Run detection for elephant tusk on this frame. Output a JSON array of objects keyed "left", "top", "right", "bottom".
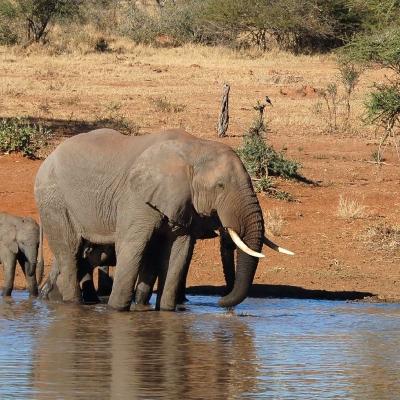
[
  {"left": 227, "top": 228, "right": 265, "bottom": 258},
  {"left": 263, "top": 236, "right": 294, "bottom": 256}
]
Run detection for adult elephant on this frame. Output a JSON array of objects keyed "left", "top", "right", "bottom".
[{"left": 35, "top": 128, "right": 288, "bottom": 311}]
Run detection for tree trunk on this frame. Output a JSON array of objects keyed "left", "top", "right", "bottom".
[{"left": 217, "top": 83, "right": 230, "bottom": 137}]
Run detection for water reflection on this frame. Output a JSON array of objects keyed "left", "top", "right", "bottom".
[
  {"left": 1, "top": 294, "right": 400, "bottom": 399},
  {"left": 32, "top": 304, "right": 260, "bottom": 399}
]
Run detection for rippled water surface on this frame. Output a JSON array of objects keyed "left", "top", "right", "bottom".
[{"left": 1, "top": 292, "right": 400, "bottom": 399}]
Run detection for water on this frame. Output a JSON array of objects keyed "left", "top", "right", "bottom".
[{"left": 1, "top": 292, "right": 400, "bottom": 399}]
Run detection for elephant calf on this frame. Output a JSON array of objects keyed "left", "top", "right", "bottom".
[
  {"left": 40, "top": 241, "right": 115, "bottom": 303},
  {"left": 0, "top": 212, "right": 44, "bottom": 296}
]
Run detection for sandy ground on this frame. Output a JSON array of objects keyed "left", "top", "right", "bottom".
[{"left": 1, "top": 44, "right": 399, "bottom": 301}]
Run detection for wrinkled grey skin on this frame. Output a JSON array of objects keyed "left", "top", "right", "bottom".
[
  {"left": 40, "top": 241, "right": 115, "bottom": 303},
  {"left": 42, "top": 230, "right": 230, "bottom": 308},
  {"left": 135, "top": 228, "right": 235, "bottom": 307},
  {"left": 35, "top": 128, "right": 264, "bottom": 311},
  {"left": 0, "top": 212, "right": 43, "bottom": 296}
]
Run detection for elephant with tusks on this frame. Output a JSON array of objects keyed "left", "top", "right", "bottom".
[{"left": 35, "top": 128, "right": 293, "bottom": 311}]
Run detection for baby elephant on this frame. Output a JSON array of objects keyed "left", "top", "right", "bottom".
[
  {"left": 0, "top": 212, "right": 44, "bottom": 296},
  {"left": 40, "top": 241, "right": 115, "bottom": 303}
]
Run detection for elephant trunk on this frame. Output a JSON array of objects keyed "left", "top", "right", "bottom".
[
  {"left": 218, "top": 189, "right": 264, "bottom": 308},
  {"left": 36, "top": 223, "right": 44, "bottom": 284}
]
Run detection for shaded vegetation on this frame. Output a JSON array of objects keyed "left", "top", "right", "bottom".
[
  {"left": 0, "top": 117, "right": 52, "bottom": 158},
  {"left": 1, "top": 0, "right": 399, "bottom": 54},
  {"left": 236, "top": 110, "right": 302, "bottom": 200},
  {"left": 342, "top": 3, "right": 400, "bottom": 160}
]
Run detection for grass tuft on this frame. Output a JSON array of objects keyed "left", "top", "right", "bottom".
[{"left": 337, "top": 195, "right": 366, "bottom": 219}]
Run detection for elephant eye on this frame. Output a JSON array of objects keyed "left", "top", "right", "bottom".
[{"left": 217, "top": 182, "right": 225, "bottom": 190}]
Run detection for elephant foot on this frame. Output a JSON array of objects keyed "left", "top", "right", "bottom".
[
  {"left": 131, "top": 303, "right": 153, "bottom": 312},
  {"left": 39, "top": 279, "right": 57, "bottom": 300},
  {"left": 107, "top": 298, "right": 131, "bottom": 311},
  {"left": 2, "top": 288, "right": 12, "bottom": 297},
  {"left": 159, "top": 304, "right": 176, "bottom": 312},
  {"left": 107, "top": 304, "right": 131, "bottom": 312}
]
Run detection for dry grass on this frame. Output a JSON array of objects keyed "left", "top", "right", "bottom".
[
  {"left": 150, "top": 96, "right": 186, "bottom": 113},
  {"left": 363, "top": 223, "right": 400, "bottom": 255},
  {"left": 264, "top": 208, "right": 285, "bottom": 236},
  {"left": 0, "top": 41, "right": 379, "bottom": 140},
  {"left": 337, "top": 195, "right": 366, "bottom": 219}
]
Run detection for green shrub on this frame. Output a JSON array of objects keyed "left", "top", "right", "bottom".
[
  {"left": 237, "top": 134, "right": 300, "bottom": 180},
  {"left": 0, "top": 118, "right": 52, "bottom": 158},
  {"left": 0, "top": 0, "right": 19, "bottom": 44},
  {"left": 343, "top": 26, "right": 400, "bottom": 160},
  {"left": 0, "top": 0, "right": 83, "bottom": 45}
]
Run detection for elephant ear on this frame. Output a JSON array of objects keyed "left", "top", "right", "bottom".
[
  {"left": 0, "top": 226, "right": 18, "bottom": 254},
  {"left": 129, "top": 141, "right": 193, "bottom": 227}
]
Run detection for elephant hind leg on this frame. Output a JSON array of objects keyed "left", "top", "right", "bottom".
[
  {"left": 159, "top": 235, "right": 195, "bottom": 311},
  {"left": 1, "top": 251, "right": 17, "bottom": 297},
  {"left": 39, "top": 203, "right": 81, "bottom": 303},
  {"left": 135, "top": 237, "right": 164, "bottom": 306}
]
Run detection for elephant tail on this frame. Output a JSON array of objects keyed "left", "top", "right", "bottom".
[{"left": 37, "top": 222, "right": 45, "bottom": 285}]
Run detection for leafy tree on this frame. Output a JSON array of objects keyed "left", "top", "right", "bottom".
[
  {"left": 0, "top": 0, "right": 83, "bottom": 44},
  {"left": 343, "top": 20, "right": 400, "bottom": 160},
  {"left": 201, "top": 0, "right": 366, "bottom": 52}
]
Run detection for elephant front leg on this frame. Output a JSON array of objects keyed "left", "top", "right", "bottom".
[
  {"left": 135, "top": 238, "right": 165, "bottom": 306},
  {"left": 17, "top": 254, "right": 38, "bottom": 297},
  {"left": 109, "top": 239, "right": 149, "bottom": 311},
  {"left": 1, "top": 252, "right": 17, "bottom": 297},
  {"left": 176, "top": 238, "right": 196, "bottom": 305},
  {"left": 40, "top": 259, "right": 61, "bottom": 300},
  {"left": 135, "top": 267, "right": 158, "bottom": 306},
  {"left": 159, "top": 235, "right": 195, "bottom": 311}
]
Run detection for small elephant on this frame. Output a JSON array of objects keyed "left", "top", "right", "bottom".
[
  {"left": 0, "top": 212, "right": 44, "bottom": 296},
  {"left": 40, "top": 240, "right": 115, "bottom": 303}
]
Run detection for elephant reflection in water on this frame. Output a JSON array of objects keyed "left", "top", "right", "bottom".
[
  {"left": 33, "top": 305, "right": 113, "bottom": 399},
  {"left": 33, "top": 308, "right": 261, "bottom": 399}
]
